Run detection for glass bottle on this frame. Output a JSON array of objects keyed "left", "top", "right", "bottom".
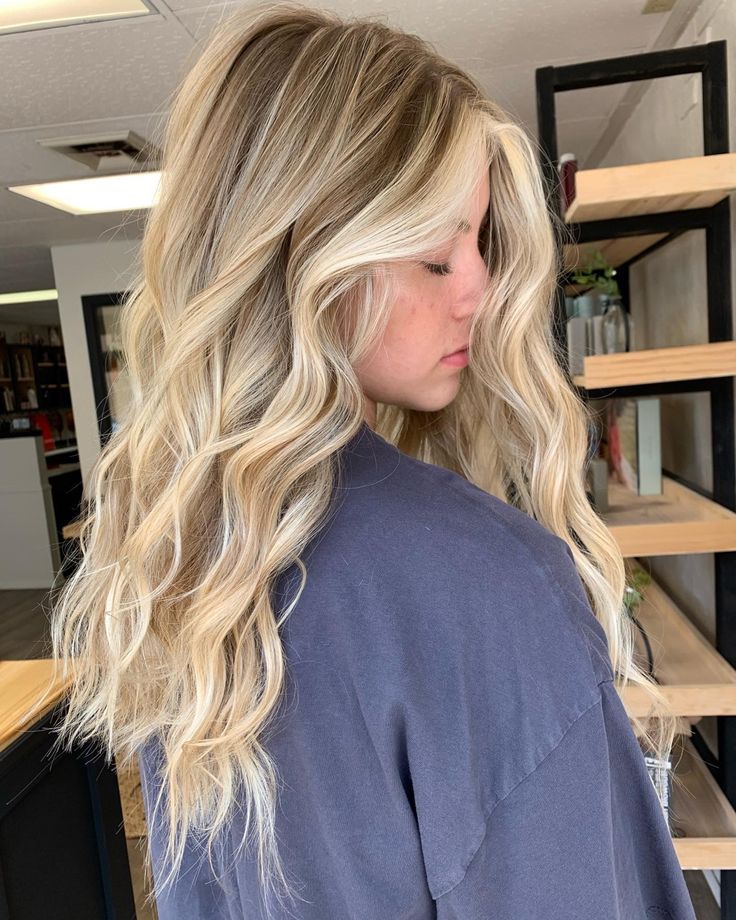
[{"left": 602, "top": 295, "right": 631, "bottom": 353}]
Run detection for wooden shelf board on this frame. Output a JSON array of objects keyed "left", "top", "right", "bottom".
[
  {"left": 564, "top": 153, "right": 736, "bottom": 223},
  {"left": 620, "top": 563, "right": 736, "bottom": 718},
  {"left": 563, "top": 233, "right": 669, "bottom": 274},
  {"left": 602, "top": 474, "right": 736, "bottom": 557},
  {"left": 671, "top": 737, "right": 736, "bottom": 869},
  {"left": 572, "top": 341, "right": 736, "bottom": 389}
]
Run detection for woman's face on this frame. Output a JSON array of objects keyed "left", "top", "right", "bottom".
[{"left": 355, "top": 168, "right": 491, "bottom": 429}]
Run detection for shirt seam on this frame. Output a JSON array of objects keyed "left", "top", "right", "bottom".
[{"left": 433, "top": 686, "right": 607, "bottom": 902}]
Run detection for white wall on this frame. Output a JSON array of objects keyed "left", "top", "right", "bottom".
[
  {"left": 0, "top": 435, "right": 62, "bottom": 589},
  {"left": 50, "top": 238, "right": 141, "bottom": 485},
  {"left": 585, "top": 0, "right": 736, "bottom": 763}
]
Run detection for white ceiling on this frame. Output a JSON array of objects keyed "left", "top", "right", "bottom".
[{"left": 0, "top": 0, "right": 700, "bottom": 296}]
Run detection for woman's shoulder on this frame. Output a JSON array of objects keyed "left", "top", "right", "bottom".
[
  {"left": 338, "top": 426, "right": 569, "bottom": 589},
  {"left": 313, "top": 425, "right": 612, "bottom": 697},
  {"left": 336, "top": 422, "right": 559, "bottom": 563}
]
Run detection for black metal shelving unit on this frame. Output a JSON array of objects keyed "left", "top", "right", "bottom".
[{"left": 536, "top": 41, "right": 735, "bottom": 918}]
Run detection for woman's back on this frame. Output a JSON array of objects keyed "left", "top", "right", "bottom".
[{"left": 138, "top": 423, "right": 695, "bottom": 919}]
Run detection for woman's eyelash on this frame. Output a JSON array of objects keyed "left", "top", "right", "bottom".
[
  {"left": 422, "top": 261, "right": 453, "bottom": 276},
  {"left": 422, "top": 217, "right": 491, "bottom": 277}
]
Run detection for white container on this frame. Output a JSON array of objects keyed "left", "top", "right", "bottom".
[{"left": 566, "top": 315, "right": 588, "bottom": 376}]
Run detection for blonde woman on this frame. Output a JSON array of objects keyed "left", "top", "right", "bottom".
[{"left": 49, "top": 4, "right": 696, "bottom": 919}]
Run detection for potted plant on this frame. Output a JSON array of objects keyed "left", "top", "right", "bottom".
[
  {"left": 624, "top": 564, "right": 651, "bottom": 616},
  {"left": 621, "top": 564, "right": 656, "bottom": 679},
  {"left": 573, "top": 250, "right": 632, "bottom": 351},
  {"left": 572, "top": 249, "right": 620, "bottom": 298}
]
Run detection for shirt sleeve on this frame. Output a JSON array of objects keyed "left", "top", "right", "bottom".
[{"left": 433, "top": 678, "right": 697, "bottom": 920}]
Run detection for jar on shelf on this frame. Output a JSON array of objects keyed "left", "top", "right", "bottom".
[
  {"left": 602, "top": 295, "right": 633, "bottom": 353},
  {"left": 558, "top": 152, "right": 577, "bottom": 215}
]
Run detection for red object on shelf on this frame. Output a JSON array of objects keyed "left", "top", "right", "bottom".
[
  {"left": 558, "top": 152, "right": 578, "bottom": 214},
  {"left": 29, "top": 412, "right": 56, "bottom": 451}
]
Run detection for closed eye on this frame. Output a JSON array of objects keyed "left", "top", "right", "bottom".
[
  {"left": 423, "top": 261, "right": 452, "bottom": 276},
  {"left": 421, "top": 212, "right": 491, "bottom": 277}
]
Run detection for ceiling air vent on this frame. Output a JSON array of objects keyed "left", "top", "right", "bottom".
[{"left": 37, "top": 130, "right": 160, "bottom": 173}]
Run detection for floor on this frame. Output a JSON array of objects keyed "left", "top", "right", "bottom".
[
  {"left": 0, "top": 586, "right": 721, "bottom": 919},
  {"left": 127, "top": 835, "right": 158, "bottom": 920}
]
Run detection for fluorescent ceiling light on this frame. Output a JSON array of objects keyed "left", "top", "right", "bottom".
[
  {"left": 0, "top": 290, "right": 58, "bottom": 305},
  {"left": 8, "top": 171, "right": 161, "bottom": 215},
  {"left": 0, "top": 0, "right": 151, "bottom": 35}
]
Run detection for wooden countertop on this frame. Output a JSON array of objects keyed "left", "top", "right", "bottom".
[{"left": 0, "top": 659, "right": 74, "bottom": 755}]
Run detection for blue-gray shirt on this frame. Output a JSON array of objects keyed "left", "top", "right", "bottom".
[{"left": 138, "top": 421, "right": 697, "bottom": 919}]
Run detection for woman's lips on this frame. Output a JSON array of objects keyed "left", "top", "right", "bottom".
[{"left": 440, "top": 348, "right": 469, "bottom": 367}]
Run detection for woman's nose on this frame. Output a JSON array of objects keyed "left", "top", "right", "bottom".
[{"left": 456, "top": 252, "right": 488, "bottom": 317}]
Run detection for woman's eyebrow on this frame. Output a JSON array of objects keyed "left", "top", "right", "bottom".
[
  {"left": 431, "top": 212, "right": 489, "bottom": 252},
  {"left": 456, "top": 211, "right": 490, "bottom": 234}
]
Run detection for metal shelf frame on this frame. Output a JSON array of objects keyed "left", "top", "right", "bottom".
[{"left": 536, "top": 40, "right": 736, "bottom": 918}]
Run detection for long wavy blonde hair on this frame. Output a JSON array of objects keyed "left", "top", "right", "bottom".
[{"left": 47, "top": 2, "right": 681, "bottom": 914}]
